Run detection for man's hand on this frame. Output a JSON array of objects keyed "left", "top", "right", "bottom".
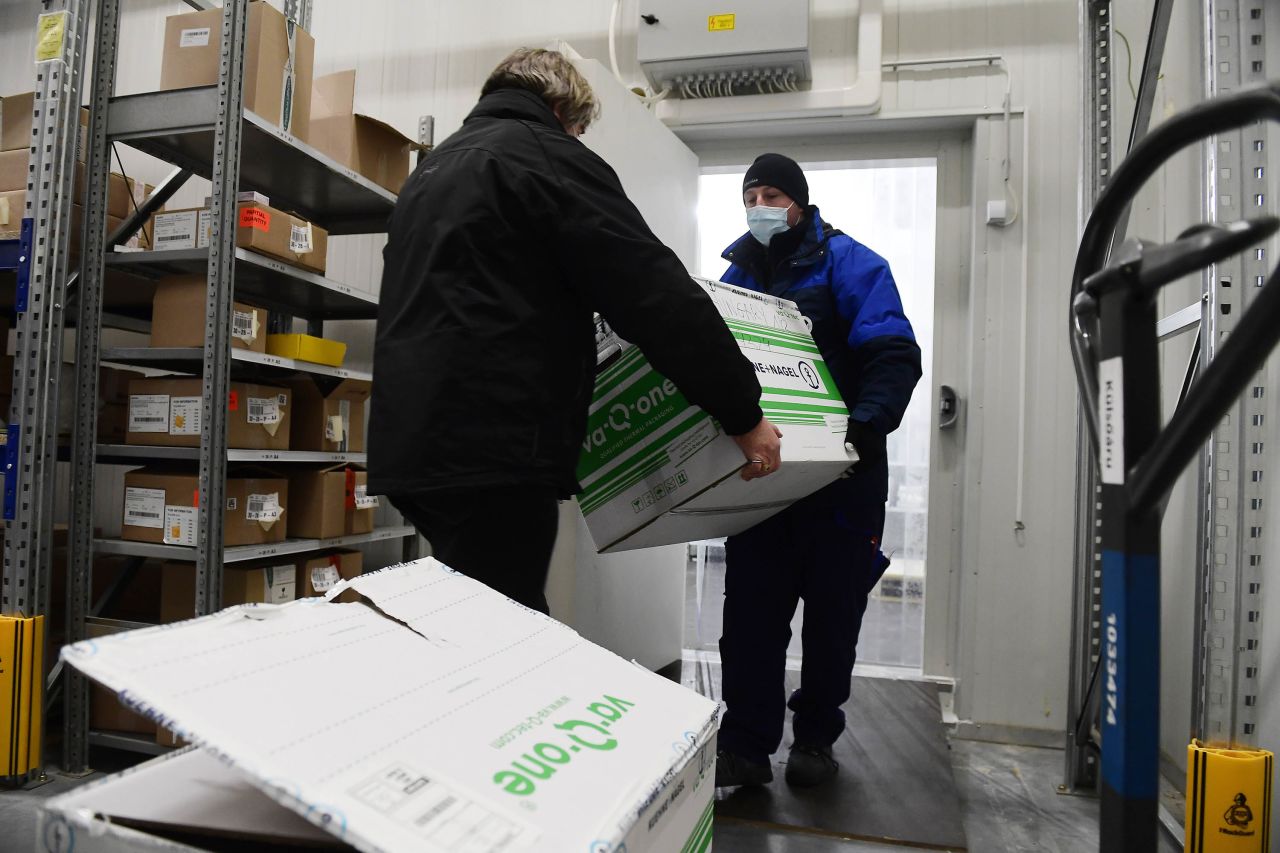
[
  {"left": 844, "top": 419, "right": 886, "bottom": 461},
  {"left": 731, "top": 417, "right": 783, "bottom": 481}
]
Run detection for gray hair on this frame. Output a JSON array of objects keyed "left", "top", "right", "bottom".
[{"left": 482, "top": 48, "right": 601, "bottom": 132}]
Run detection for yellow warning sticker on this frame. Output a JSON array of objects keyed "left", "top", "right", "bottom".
[
  {"left": 709, "top": 13, "right": 736, "bottom": 31},
  {"left": 35, "top": 11, "right": 68, "bottom": 63}
]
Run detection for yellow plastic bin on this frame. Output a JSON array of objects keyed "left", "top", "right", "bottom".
[
  {"left": 266, "top": 333, "right": 347, "bottom": 367},
  {"left": 1186, "top": 739, "right": 1273, "bottom": 852}
]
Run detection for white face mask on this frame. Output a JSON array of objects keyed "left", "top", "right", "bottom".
[{"left": 746, "top": 203, "right": 794, "bottom": 245}]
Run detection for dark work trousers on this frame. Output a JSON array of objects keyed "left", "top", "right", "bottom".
[
  {"left": 389, "top": 486, "right": 560, "bottom": 614},
  {"left": 718, "top": 457, "right": 891, "bottom": 763}
]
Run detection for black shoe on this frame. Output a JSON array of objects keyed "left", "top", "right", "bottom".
[
  {"left": 785, "top": 742, "right": 838, "bottom": 787},
  {"left": 714, "top": 749, "right": 773, "bottom": 787}
]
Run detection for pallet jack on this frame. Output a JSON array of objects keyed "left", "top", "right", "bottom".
[{"left": 1070, "top": 83, "right": 1280, "bottom": 852}]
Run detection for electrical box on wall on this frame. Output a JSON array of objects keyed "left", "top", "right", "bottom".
[{"left": 637, "top": 0, "right": 811, "bottom": 97}]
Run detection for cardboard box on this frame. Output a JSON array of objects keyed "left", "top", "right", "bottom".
[
  {"left": 578, "top": 277, "right": 856, "bottom": 553},
  {"left": 97, "top": 402, "right": 129, "bottom": 444},
  {"left": 126, "top": 378, "right": 291, "bottom": 450},
  {"left": 87, "top": 619, "right": 156, "bottom": 737},
  {"left": 148, "top": 275, "right": 267, "bottom": 353},
  {"left": 266, "top": 333, "right": 345, "bottom": 367},
  {"left": 150, "top": 202, "right": 328, "bottom": 273},
  {"left": 298, "top": 549, "right": 362, "bottom": 603},
  {"left": 0, "top": 151, "right": 134, "bottom": 218},
  {"left": 160, "top": 559, "right": 299, "bottom": 623},
  {"left": 309, "top": 70, "right": 419, "bottom": 194},
  {"left": 1, "top": 92, "right": 88, "bottom": 153},
  {"left": 288, "top": 466, "right": 376, "bottom": 540},
  {"left": 99, "top": 366, "right": 146, "bottom": 405},
  {"left": 287, "top": 377, "right": 369, "bottom": 453},
  {"left": 121, "top": 468, "right": 288, "bottom": 547},
  {"left": 0, "top": 193, "right": 133, "bottom": 249},
  {"left": 51, "top": 558, "right": 719, "bottom": 853},
  {"left": 159, "top": 1, "right": 313, "bottom": 139}
]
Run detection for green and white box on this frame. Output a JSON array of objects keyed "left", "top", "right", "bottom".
[
  {"left": 578, "top": 277, "right": 855, "bottom": 553},
  {"left": 49, "top": 558, "right": 717, "bottom": 853}
]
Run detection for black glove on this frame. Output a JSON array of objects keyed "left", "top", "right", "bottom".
[{"left": 844, "top": 419, "right": 886, "bottom": 461}]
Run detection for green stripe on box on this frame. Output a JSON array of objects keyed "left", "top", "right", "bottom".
[
  {"left": 596, "top": 346, "right": 645, "bottom": 386},
  {"left": 579, "top": 403, "right": 705, "bottom": 495},
  {"left": 594, "top": 349, "right": 649, "bottom": 399},
  {"left": 761, "top": 386, "right": 842, "bottom": 401},
  {"left": 580, "top": 454, "right": 670, "bottom": 514},
  {"left": 681, "top": 801, "right": 715, "bottom": 853},
  {"left": 580, "top": 449, "right": 669, "bottom": 512},
  {"left": 762, "top": 400, "right": 848, "bottom": 416},
  {"left": 578, "top": 372, "right": 695, "bottom": 481}
]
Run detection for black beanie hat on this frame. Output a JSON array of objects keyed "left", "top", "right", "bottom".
[{"left": 742, "top": 153, "right": 808, "bottom": 208}]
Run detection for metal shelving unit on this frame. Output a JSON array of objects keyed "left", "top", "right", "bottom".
[
  {"left": 94, "top": 526, "right": 416, "bottom": 563},
  {"left": 1, "top": 0, "right": 424, "bottom": 775}
]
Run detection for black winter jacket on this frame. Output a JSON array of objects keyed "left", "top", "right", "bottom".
[{"left": 368, "top": 89, "right": 763, "bottom": 497}]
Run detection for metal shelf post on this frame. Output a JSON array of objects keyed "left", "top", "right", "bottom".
[{"left": 1, "top": 0, "right": 92, "bottom": 783}]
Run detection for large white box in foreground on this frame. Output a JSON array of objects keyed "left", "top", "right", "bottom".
[
  {"left": 578, "top": 277, "right": 854, "bottom": 553},
  {"left": 45, "top": 559, "right": 717, "bottom": 853}
]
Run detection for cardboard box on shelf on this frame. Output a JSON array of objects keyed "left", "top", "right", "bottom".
[
  {"left": 160, "top": 559, "right": 298, "bottom": 623},
  {"left": 149, "top": 202, "right": 328, "bottom": 273},
  {"left": 298, "top": 549, "right": 362, "bottom": 603},
  {"left": 309, "top": 70, "right": 420, "bottom": 194},
  {"left": 0, "top": 151, "right": 135, "bottom": 218},
  {"left": 121, "top": 468, "right": 288, "bottom": 547},
  {"left": 97, "top": 402, "right": 129, "bottom": 444},
  {"left": 148, "top": 275, "right": 267, "bottom": 353},
  {"left": 265, "top": 333, "right": 345, "bottom": 367},
  {"left": 126, "top": 377, "right": 291, "bottom": 450},
  {"left": 288, "top": 466, "right": 376, "bottom": 540},
  {"left": 159, "top": 1, "right": 314, "bottom": 139},
  {"left": 287, "top": 377, "right": 369, "bottom": 453},
  {"left": 577, "top": 277, "right": 856, "bottom": 553},
  {"left": 50, "top": 558, "right": 719, "bottom": 853},
  {"left": 87, "top": 619, "right": 156, "bottom": 738},
  {"left": 0, "top": 194, "right": 135, "bottom": 250},
  {"left": 0, "top": 92, "right": 88, "bottom": 153},
  {"left": 99, "top": 366, "right": 146, "bottom": 405}
]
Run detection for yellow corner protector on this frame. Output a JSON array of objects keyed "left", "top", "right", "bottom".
[
  {"left": 1186, "top": 739, "right": 1274, "bottom": 852},
  {"left": 0, "top": 615, "right": 45, "bottom": 776}
]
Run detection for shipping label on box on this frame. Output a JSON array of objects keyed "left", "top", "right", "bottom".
[
  {"left": 151, "top": 209, "right": 211, "bottom": 251},
  {"left": 56, "top": 558, "right": 719, "bottom": 853},
  {"left": 577, "top": 277, "right": 854, "bottom": 553},
  {"left": 123, "top": 487, "right": 165, "bottom": 529},
  {"left": 263, "top": 564, "right": 295, "bottom": 604},
  {"left": 127, "top": 395, "right": 169, "bottom": 433}
]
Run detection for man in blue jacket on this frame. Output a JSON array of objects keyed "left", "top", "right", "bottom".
[{"left": 715, "top": 154, "right": 922, "bottom": 789}]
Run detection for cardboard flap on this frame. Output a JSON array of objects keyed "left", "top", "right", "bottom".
[
  {"left": 353, "top": 112, "right": 425, "bottom": 150},
  {"left": 311, "top": 69, "right": 356, "bottom": 120},
  {"left": 331, "top": 378, "right": 372, "bottom": 401}
]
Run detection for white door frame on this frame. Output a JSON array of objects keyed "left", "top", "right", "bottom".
[{"left": 688, "top": 130, "right": 975, "bottom": 681}]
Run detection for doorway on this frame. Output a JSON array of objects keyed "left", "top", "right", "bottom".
[{"left": 685, "top": 158, "right": 938, "bottom": 671}]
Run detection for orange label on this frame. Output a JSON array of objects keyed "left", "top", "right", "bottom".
[
  {"left": 228, "top": 390, "right": 238, "bottom": 411},
  {"left": 329, "top": 555, "right": 341, "bottom": 569},
  {"left": 239, "top": 206, "right": 270, "bottom": 232},
  {"left": 193, "top": 489, "right": 199, "bottom": 508}
]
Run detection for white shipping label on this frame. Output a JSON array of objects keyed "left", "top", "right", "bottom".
[
  {"left": 1099, "top": 357, "right": 1125, "bottom": 485},
  {"left": 264, "top": 565, "right": 296, "bottom": 604},
  {"left": 289, "top": 222, "right": 313, "bottom": 253},
  {"left": 232, "top": 309, "right": 258, "bottom": 344},
  {"left": 196, "top": 209, "right": 212, "bottom": 248},
  {"left": 747, "top": 349, "right": 829, "bottom": 395},
  {"left": 246, "top": 493, "right": 282, "bottom": 522},
  {"left": 246, "top": 396, "right": 281, "bottom": 425},
  {"left": 325, "top": 414, "right": 345, "bottom": 442},
  {"left": 354, "top": 484, "right": 379, "bottom": 510},
  {"left": 163, "top": 506, "right": 198, "bottom": 546},
  {"left": 152, "top": 211, "right": 198, "bottom": 250},
  {"left": 129, "top": 394, "right": 170, "bottom": 433},
  {"left": 311, "top": 564, "right": 340, "bottom": 593},
  {"left": 169, "top": 396, "right": 202, "bottom": 436},
  {"left": 179, "top": 27, "right": 210, "bottom": 47},
  {"left": 123, "top": 487, "right": 166, "bottom": 529}
]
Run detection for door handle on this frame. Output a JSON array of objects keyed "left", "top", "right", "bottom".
[{"left": 938, "top": 385, "right": 959, "bottom": 430}]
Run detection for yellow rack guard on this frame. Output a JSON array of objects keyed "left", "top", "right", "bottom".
[
  {"left": 1187, "top": 740, "right": 1273, "bottom": 852},
  {"left": 0, "top": 615, "right": 44, "bottom": 777}
]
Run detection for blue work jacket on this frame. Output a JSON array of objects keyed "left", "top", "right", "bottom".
[{"left": 720, "top": 208, "right": 922, "bottom": 434}]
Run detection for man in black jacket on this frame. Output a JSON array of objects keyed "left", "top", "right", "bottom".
[{"left": 369, "top": 48, "right": 781, "bottom": 614}]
